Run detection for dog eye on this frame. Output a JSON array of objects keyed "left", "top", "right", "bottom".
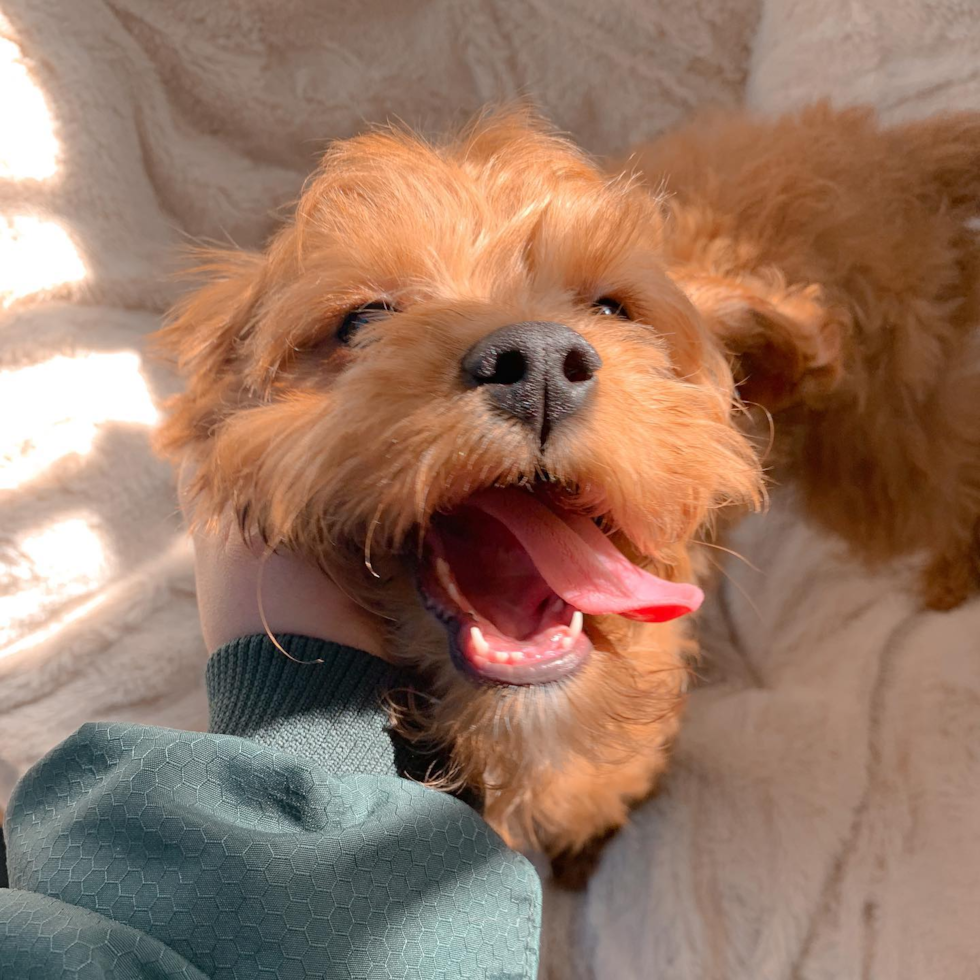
[
  {"left": 337, "top": 301, "right": 395, "bottom": 344},
  {"left": 592, "top": 297, "right": 630, "bottom": 319}
]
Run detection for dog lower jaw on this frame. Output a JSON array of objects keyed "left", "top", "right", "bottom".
[{"left": 456, "top": 612, "right": 591, "bottom": 686}]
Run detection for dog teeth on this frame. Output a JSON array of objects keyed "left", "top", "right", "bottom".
[
  {"left": 560, "top": 636, "right": 574, "bottom": 651},
  {"left": 436, "top": 557, "right": 470, "bottom": 610},
  {"left": 510, "top": 650, "right": 524, "bottom": 662},
  {"left": 470, "top": 626, "right": 491, "bottom": 657},
  {"left": 569, "top": 610, "right": 584, "bottom": 641}
]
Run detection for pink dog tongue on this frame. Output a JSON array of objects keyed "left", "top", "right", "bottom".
[{"left": 469, "top": 489, "right": 703, "bottom": 623}]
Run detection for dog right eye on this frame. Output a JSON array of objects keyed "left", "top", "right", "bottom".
[
  {"left": 592, "top": 297, "right": 631, "bottom": 319},
  {"left": 337, "top": 301, "right": 395, "bottom": 344}
]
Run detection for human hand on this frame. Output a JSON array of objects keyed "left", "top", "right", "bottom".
[{"left": 179, "top": 463, "right": 388, "bottom": 659}]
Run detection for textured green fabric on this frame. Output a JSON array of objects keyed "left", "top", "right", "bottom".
[
  {"left": 206, "top": 634, "right": 417, "bottom": 777},
  {"left": 0, "top": 636, "right": 541, "bottom": 979}
]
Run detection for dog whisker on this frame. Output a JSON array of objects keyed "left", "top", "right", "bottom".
[
  {"left": 737, "top": 399, "right": 777, "bottom": 460},
  {"left": 701, "top": 551, "right": 765, "bottom": 624},
  {"left": 693, "top": 538, "right": 761, "bottom": 573},
  {"left": 363, "top": 502, "right": 385, "bottom": 579}
]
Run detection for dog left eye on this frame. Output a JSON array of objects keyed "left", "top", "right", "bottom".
[
  {"left": 592, "top": 297, "right": 630, "bottom": 319},
  {"left": 337, "top": 301, "right": 395, "bottom": 344}
]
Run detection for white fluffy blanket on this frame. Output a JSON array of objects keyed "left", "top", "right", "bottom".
[{"left": 1, "top": 1, "right": 978, "bottom": 977}]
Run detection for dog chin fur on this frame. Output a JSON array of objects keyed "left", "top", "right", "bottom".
[
  {"left": 629, "top": 101, "right": 980, "bottom": 611},
  {"left": 153, "top": 108, "right": 763, "bottom": 869}
]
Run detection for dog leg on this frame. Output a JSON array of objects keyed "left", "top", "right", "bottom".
[{"left": 921, "top": 523, "right": 980, "bottom": 611}]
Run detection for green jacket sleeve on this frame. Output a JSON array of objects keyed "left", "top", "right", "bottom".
[{"left": 0, "top": 635, "right": 541, "bottom": 979}]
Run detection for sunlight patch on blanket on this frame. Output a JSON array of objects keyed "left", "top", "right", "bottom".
[
  {"left": 0, "top": 215, "right": 87, "bottom": 307},
  {"left": 0, "top": 351, "right": 160, "bottom": 490},
  {"left": 0, "top": 515, "right": 112, "bottom": 653},
  {"left": 0, "top": 31, "right": 60, "bottom": 181},
  {"left": 0, "top": 591, "right": 111, "bottom": 666}
]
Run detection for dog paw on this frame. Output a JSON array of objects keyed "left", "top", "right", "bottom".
[{"left": 920, "top": 546, "right": 980, "bottom": 611}]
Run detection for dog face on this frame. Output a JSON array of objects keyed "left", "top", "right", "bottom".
[{"left": 156, "top": 112, "right": 762, "bottom": 851}]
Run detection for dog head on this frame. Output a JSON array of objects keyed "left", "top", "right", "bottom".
[{"left": 155, "top": 111, "right": 763, "bottom": 848}]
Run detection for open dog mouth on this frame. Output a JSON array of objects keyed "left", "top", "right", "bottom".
[{"left": 417, "top": 486, "right": 704, "bottom": 686}]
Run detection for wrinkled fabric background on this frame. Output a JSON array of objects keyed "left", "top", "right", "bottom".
[{"left": 1, "top": 1, "right": 978, "bottom": 977}]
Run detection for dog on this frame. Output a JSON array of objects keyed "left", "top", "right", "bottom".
[
  {"left": 154, "top": 109, "right": 765, "bottom": 880},
  {"left": 627, "top": 101, "right": 980, "bottom": 610}
]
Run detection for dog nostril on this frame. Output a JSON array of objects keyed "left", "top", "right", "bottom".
[
  {"left": 562, "top": 347, "right": 594, "bottom": 384},
  {"left": 487, "top": 350, "right": 526, "bottom": 385}
]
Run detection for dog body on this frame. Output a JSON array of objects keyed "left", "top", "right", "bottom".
[
  {"left": 155, "top": 111, "right": 762, "bottom": 867},
  {"left": 630, "top": 102, "right": 980, "bottom": 609}
]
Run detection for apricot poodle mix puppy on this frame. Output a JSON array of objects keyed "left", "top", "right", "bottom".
[
  {"left": 155, "top": 110, "right": 763, "bottom": 871},
  {"left": 630, "top": 102, "right": 980, "bottom": 610}
]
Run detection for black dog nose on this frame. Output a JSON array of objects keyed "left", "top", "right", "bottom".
[{"left": 461, "top": 321, "right": 602, "bottom": 444}]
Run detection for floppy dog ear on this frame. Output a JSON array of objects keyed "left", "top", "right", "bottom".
[
  {"left": 154, "top": 250, "right": 265, "bottom": 379},
  {"left": 673, "top": 272, "right": 844, "bottom": 412},
  {"left": 152, "top": 250, "right": 265, "bottom": 456}
]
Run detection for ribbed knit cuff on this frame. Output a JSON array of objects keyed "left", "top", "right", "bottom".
[{"left": 206, "top": 634, "right": 416, "bottom": 778}]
